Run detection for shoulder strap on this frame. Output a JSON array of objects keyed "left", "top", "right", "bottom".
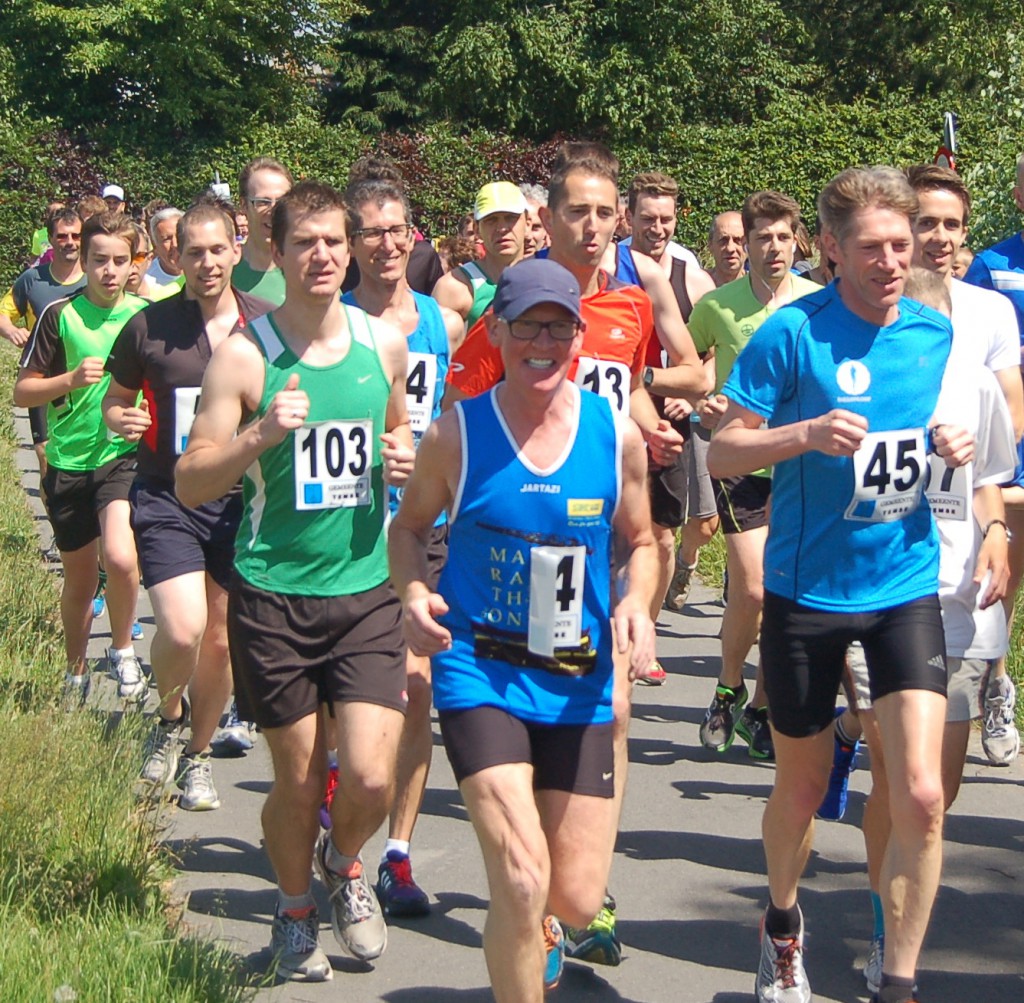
[{"left": 248, "top": 314, "right": 287, "bottom": 362}]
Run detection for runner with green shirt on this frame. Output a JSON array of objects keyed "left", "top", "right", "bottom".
[
  {"left": 232, "top": 156, "right": 294, "bottom": 306},
  {"left": 176, "top": 180, "right": 415, "bottom": 983},
  {"left": 688, "top": 190, "right": 820, "bottom": 759},
  {"left": 14, "top": 211, "right": 148, "bottom": 704}
]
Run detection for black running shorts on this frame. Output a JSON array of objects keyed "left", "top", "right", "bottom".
[
  {"left": 42, "top": 454, "right": 136, "bottom": 553},
  {"left": 711, "top": 472, "right": 771, "bottom": 535}
]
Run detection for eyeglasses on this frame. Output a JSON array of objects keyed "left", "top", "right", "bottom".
[
  {"left": 354, "top": 224, "right": 414, "bottom": 246},
  {"left": 132, "top": 252, "right": 152, "bottom": 263},
  {"left": 504, "top": 318, "right": 581, "bottom": 342},
  {"left": 248, "top": 197, "right": 280, "bottom": 210},
  {"left": 55, "top": 233, "right": 82, "bottom": 242}
]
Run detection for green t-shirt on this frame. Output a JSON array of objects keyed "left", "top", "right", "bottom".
[
  {"left": 233, "top": 255, "right": 286, "bottom": 307},
  {"left": 22, "top": 292, "right": 146, "bottom": 471},
  {"left": 689, "top": 273, "right": 821, "bottom": 393},
  {"left": 234, "top": 307, "right": 392, "bottom": 597},
  {"left": 31, "top": 227, "right": 49, "bottom": 259}
]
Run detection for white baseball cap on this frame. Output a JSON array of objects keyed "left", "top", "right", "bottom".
[{"left": 101, "top": 184, "right": 125, "bottom": 202}]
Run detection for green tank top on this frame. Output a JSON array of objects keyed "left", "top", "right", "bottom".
[
  {"left": 234, "top": 307, "right": 392, "bottom": 597},
  {"left": 459, "top": 261, "right": 497, "bottom": 328}
]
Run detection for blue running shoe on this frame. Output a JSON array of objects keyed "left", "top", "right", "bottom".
[
  {"left": 543, "top": 915, "right": 564, "bottom": 991},
  {"left": 93, "top": 592, "right": 106, "bottom": 618},
  {"left": 817, "top": 707, "right": 860, "bottom": 821},
  {"left": 131, "top": 619, "right": 144, "bottom": 640}
]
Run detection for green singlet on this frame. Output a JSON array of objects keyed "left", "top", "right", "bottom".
[
  {"left": 458, "top": 260, "right": 498, "bottom": 328},
  {"left": 234, "top": 306, "right": 392, "bottom": 597},
  {"left": 233, "top": 256, "right": 286, "bottom": 307},
  {"left": 31, "top": 292, "right": 146, "bottom": 471}
]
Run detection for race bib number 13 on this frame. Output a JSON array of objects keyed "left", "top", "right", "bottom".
[
  {"left": 845, "top": 428, "right": 926, "bottom": 523},
  {"left": 574, "top": 357, "right": 630, "bottom": 415},
  {"left": 527, "top": 545, "right": 586, "bottom": 658},
  {"left": 294, "top": 420, "right": 372, "bottom": 510}
]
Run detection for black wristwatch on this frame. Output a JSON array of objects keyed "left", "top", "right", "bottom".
[
  {"left": 983, "top": 519, "right": 1013, "bottom": 541},
  {"left": 642, "top": 365, "right": 654, "bottom": 389}
]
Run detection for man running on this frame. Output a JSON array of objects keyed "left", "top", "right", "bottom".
[
  {"left": 176, "top": 181, "right": 414, "bottom": 982},
  {"left": 389, "top": 257, "right": 657, "bottom": 1002},
  {"left": 146, "top": 207, "right": 185, "bottom": 298},
  {"left": 689, "top": 191, "right": 820, "bottom": 759},
  {"left": 708, "top": 166, "right": 967, "bottom": 1003},
  {"left": 432, "top": 181, "right": 526, "bottom": 328},
  {"left": 104, "top": 198, "right": 273, "bottom": 810},
  {"left": 707, "top": 210, "right": 747, "bottom": 287},
  {"left": 341, "top": 173, "right": 461, "bottom": 916},
  {"left": 14, "top": 211, "right": 147, "bottom": 703},
  {"left": 232, "top": 156, "right": 294, "bottom": 306}
]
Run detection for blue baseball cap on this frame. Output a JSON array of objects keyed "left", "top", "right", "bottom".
[{"left": 491, "top": 258, "right": 583, "bottom": 323}]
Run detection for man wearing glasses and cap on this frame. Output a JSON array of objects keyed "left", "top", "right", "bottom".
[
  {"left": 390, "top": 257, "right": 658, "bottom": 1001},
  {"left": 432, "top": 180, "right": 526, "bottom": 328}
]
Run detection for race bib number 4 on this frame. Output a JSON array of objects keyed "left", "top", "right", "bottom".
[
  {"left": 527, "top": 545, "right": 586, "bottom": 658},
  {"left": 294, "top": 420, "right": 372, "bottom": 510},
  {"left": 845, "top": 428, "right": 926, "bottom": 523},
  {"left": 405, "top": 352, "right": 438, "bottom": 434},
  {"left": 174, "top": 387, "right": 202, "bottom": 455},
  {"left": 924, "top": 452, "right": 970, "bottom": 521},
  {"left": 574, "top": 357, "right": 630, "bottom": 415}
]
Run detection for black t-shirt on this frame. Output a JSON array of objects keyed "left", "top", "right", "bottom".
[{"left": 105, "top": 288, "right": 273, "bottom": 483}]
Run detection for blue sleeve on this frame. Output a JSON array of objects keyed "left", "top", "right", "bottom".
[
  {"left": 721, "top": 313, "right": 797, "bottom": 421},
  {"left": 963, "top": 255, "right": 993, "bottom": 290}
]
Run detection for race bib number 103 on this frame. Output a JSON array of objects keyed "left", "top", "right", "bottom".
[{"left": 294, "top": 420, "right": 372, "bottom": 510}]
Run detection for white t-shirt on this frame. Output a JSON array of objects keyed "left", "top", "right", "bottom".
[
  {"left": 949, "top": 278, "right": 1021, "bottom": 375},
  {"left": 930, "top": 363, "right": 1017, "bottom": 658},
  {"left": 146, "top": 257, "right": 182, "bottom": 287}
]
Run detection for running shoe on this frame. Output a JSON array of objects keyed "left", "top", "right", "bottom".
[
  {"left": 131, "top": 619, "right": 144, "bottom": 641},
  {"left": 700, "top": 682, "right": 748, "bottom": 751},
  {"left": 543, "top": 915, "right": 564, "bottom": 991},
  {"left": 817, "top": 707, "right": 860, "bottom": 820},
  {"left": 270, "top": 904, "right": 333, "bottom": 982},
  {"left": 664, "top": 556, "right": 696, "bottom": 611},
  {"left": 376, "top": 850, "right": 431, "bottom": 917},
  {"left": 755, "top": 910, "right": 810, "bottom": 1003},
  {"left": 313, "top": 833, "right": 387, "bottom": 960},
  {"left": 61, "top": 672, "right": 91, "bottom": 711},
  {"left": 863, "top": 932, "right": 883, "bottom": 994},
  {"left": 563, "top": 894, "right": 621, "bottom": 966},
  {"left": 212, "top": 700, "right": 256, "bottom": 756},
  {"left": 92, "top": 592, "right": 106, "bottom": 618},
  {"left": 637, "top": 659, "right": 667, "bottom": 686},
  {"left": 736, "top": 705, "right": 775, "bottom": 761},
  {"left": 319, "top": 764, "right": 339, "bottom": 830},
  {"left": 176, "top": 751, "right": 221, "bottom": 811},
  {"left": 140, "top": 703, "right": 187, "bottom": 786},
  {"left": 107, "top": 648, "right": 146, "bottom": 700},
  {"left": 981, "top": 671, "right": 1020, "bottom": 766}
]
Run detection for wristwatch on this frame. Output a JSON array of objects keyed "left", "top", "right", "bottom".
[
  {"left": 983, "top": 519, "right": 1012, "bottom": 542},
  {"left": 642, "top": 365, "right": 654, "bottom": 389}
]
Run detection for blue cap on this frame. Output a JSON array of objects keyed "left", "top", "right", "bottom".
[{"left": 491, "top": 258, "right": 582, "bottom": 323}]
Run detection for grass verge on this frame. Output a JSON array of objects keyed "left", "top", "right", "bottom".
[{"left": 0, "top": 345, "right": 254, "bottom": 1002}]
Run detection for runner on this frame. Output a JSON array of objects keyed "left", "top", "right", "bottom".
[
  {"left": 175, "top": 180, "right": 415, "bottom": 982},
  {"left": 232, "top": 156, "right": 294, "bottom": 305},
  {"left": 432, "top": 181, "right": 526, "bottom": 328},
  {"left": 145, "top": 207, "right": 185, "bottom": 297},
  {"left": 689, "top": 191, "right": 820, "bottom": 759},
  {"left": 621, "top": 171, "right": 717, "bottom": 639},
  {"left": 707, "top": 210, "right": 747, "bottom": 287},
  {"left": 341, "top": 173, "right": 461, "bottom": 916},
  {"left": 103, "top": 197, "right": 273, "bottom": 810},
  {"left": 842, "top": 267, "right": 1016, "bottom": 996},
  {"left": 519, "top": 182, "right": 550, "bottom": 258},
  {"left": 708, "top": 166, "right": 968, "bottom": 1003},
  {"left": 388, "top": 256, "right": 657, "bottom": 1002},
  {"left": 14, "top": 211, "right": 147, "bottom": 704}
]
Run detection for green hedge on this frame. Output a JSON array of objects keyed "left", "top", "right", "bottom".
[{"left": 3, "top": 92, "right": 1022, "bottom": 286}]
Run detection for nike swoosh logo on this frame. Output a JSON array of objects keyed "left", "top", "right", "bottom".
[
  {"left": 357, "top": 374, "right": 372, "bottom": 384},
  {"left": 602, "top": 771, "right": 613, "bottom": 781}
]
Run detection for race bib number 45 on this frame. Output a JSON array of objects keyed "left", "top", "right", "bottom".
[
  {"left": 845, "top": 428, "right": 926, "bottom": 523},
  {"left": 294, "top": 420, "right": 372, "bottom": 510}
]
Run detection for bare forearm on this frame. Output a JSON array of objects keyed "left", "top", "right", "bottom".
[
  {"left": 13, "top": 371, "right": 74, "bottom": 408},
  {"left": 175, "top": 423, "right": 267, "bottom": 507},
  {"left": 647, "top": 362, "right": 706, "bottom": 402},
  {"left": 708, "top": 421, "right": 811, "bottom": 478},
  {"left": 388, "top": 523, "right": 432, "bottom": 603},
  {"left": 622, "top": 538, "right": 659, "bottom": 612}
]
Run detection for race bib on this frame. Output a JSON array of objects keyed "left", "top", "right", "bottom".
[
  {"left": 575, "top": 357, "right": 630, "bottom": 415},
  {"left": 294, "top": 420, "right": 372, "bottom": 510},
  {"left": 174, "top": 387, "right": 202, "bottom": 455},
  {"left": 405, "top": 352, "right": 437, "bottom": 434},
  {"left": 924, "top": 453, "right": 970, "bottom": 521},
  {"left": 845, "top": 428, "right": 926, "bottom": 523},
  {"left": 527, "top": 545, "right": 586, "bottom": 658}
]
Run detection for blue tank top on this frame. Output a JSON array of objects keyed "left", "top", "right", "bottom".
[
  {"left": 614, "top": 244, "right": 643, "bottom": 288},
  {"left": 433, "top": 385, "right": 621, "bottom": 724},
  {"left": 723, "top": 282, "right": 952, "bottom": 613},
  {"left": 342, "top": 290, "right": 449, "bottom": 518}
]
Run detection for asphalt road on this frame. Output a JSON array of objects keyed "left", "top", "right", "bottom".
[{"left": 15, "top": 414, "right": 1024, "bottom": 1003}]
